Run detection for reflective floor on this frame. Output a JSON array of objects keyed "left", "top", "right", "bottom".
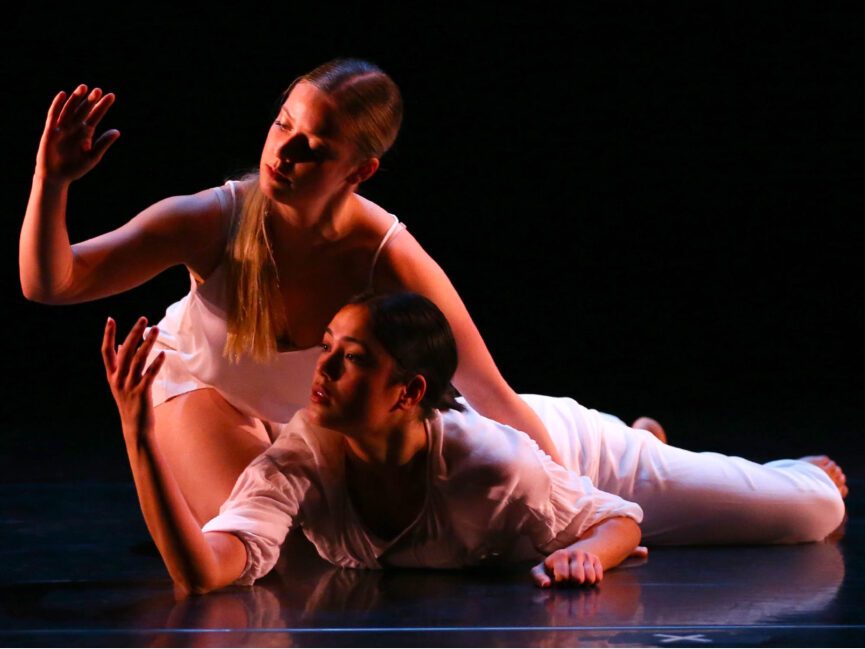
[{"left": 1, "top": 480, "right": 862, "bottom": 647}]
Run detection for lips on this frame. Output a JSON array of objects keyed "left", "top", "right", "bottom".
[
  {"left": 310, "top": 384, "right": 331, "bottom": 405},
  {"left": 267, "top": 163, "right": 292, "bottom": 186}
]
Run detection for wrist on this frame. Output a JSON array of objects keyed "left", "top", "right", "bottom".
[
  {"left": 122, "top": 419, "right": 157, "bottom": 455},
  {"left": 32, "top": 171, "right": 71, "bottom": 190}
]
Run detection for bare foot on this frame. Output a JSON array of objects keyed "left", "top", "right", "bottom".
[
  {"left": 800, "top": 455, "right": 849, "bottom": 498},
  {"left": 632, "top": 416, "right": 667, "bottom": 444}
]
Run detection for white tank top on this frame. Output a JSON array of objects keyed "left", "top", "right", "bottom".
[{"left": 148, "top": 181, "right": 405, "bottom": 424}]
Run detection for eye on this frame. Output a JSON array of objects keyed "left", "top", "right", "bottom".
[
  {"left": 273, "top": 119, "right": 290, "bottom": 131},
  {"left": 345, "top": 352, "right": 371, "bottom": 366},
  {"left": 319, "top": 342, "right": 330, "bottom": 352}
]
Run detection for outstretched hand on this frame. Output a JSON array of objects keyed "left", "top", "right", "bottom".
[
  {"left": 36, "top": 84, "right": 121, "bottom": 183},
  {"left": 531, "top": 545, "right": 649, "bottom": 588},
  {"left": 532, "top": 547, "right": 605, "bottom": 588},
  {"left": 101, "top": 317, "right": 165, "bottom": 445}
]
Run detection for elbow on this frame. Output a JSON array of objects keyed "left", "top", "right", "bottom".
[
  {"left": 174, "top": 573, "right": 222, "bottom": 597},
  {"left": 168, "top": 562, "right": 227, "bottom": 596},
  {"left": 626, "top": 517, "right": 642, "bottom": 548},
  {"left": 19, "top": 272, "right": 45, "bottom": 303},
  {"left": 21, "top": 284, "right": 56, "bottom": 305},
  {"left": 614, "top": 515, "right": 642, "bottom": 543},
  {"left": 187, "top": 581, "right": 218, "bottom": 596},
  {"left": 19, "top": 255, "right": 78, "bottom": 305},
  {"left": 19, "top": 277, "right": 70, "bottom": 305},
  {"left": 603, "top": 516, "right": 642, "bottom": 558}
]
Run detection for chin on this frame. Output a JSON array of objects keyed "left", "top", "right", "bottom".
[
  {"left": 305, "top": 405, "right": 339, "bottom": 429},
  {"left": 259, "top": 175, "right": 285, "bottom": 199}
]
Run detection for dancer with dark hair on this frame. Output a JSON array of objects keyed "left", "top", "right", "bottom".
[
  {"left": 20, "top": 59, "right": 564, "bottom": 524},
  {"left": 102, "top": 293, "right": 846, "bottom": 595}
]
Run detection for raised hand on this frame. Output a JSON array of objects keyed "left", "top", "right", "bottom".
[
  {"left": 101, "top": 317, "right": 165, "bottom": 445},
  {"left": 36, "top": 84, "right": 121, "bottom": 183}
]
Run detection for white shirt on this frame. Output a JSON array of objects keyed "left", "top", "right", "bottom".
[{"left": 203, "top": 403, "right": 643, "bottom": 586}]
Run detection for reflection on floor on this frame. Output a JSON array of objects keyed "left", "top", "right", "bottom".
[{"left": 0, "top": 481, "right": 862, "bottom": 647}]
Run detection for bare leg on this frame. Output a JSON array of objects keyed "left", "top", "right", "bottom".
[
  {"left": 800, "top": 455, "right": 848, "bottom": 498},
  {"left": 153, "top": 388, "right": 271, "bottom": 525},
  {"left": 631, "top": 416, "right": 667, "bottom": 444}
]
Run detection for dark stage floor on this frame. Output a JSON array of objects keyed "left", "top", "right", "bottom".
[{"left": 1, "top": 480, "right": 862, "bottom": 647}]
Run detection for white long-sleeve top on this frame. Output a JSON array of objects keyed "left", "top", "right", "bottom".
[{"left": 202, "top": 403, "right": 643, "bottom": 586}]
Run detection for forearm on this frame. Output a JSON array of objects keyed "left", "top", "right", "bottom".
[
  {"left": 19, "top": 174, "right": 75, "bottom": 302},
  {"left": 565, "top": 517, "right": 642, "bottom": 571},
  {"left": 377, "top": 236, "right": 564, "bottom": 464},
  {"left": 124, "top": 429, "right": 244, "bottom": 594},
  {"left": 458, "top": 381, "right": 563, "bottom": 465}
]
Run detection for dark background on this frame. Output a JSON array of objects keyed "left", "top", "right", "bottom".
[{"left": 2, "top": 4, "right": 863, "bottom": 480}]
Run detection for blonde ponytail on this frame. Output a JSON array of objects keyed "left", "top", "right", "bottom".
[{"left": 223, "top": 173, "right": 286, "bottom": 362}]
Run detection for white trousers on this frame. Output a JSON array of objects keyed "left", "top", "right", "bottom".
[{"left": 521, "top": 394, "right": 845, "bottom": 545}]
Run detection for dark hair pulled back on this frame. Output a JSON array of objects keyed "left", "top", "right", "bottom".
[{"left": 350, "top": 292, "right": 465, "bottom": 419}]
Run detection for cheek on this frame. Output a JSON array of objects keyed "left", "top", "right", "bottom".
[
  {"left": 343, "top": 381, "right": 375, "bottom": 417},
  {"left": 261, "top": 130, "right": 278, "bottom": 157}
]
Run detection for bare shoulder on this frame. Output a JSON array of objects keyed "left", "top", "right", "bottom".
[
  {"left": 128, "top": 185, "right": 221, "bottom": 234},
  {"left": 352, "top": 193, "right": 404, "bottom": 239},
  {"left": 159, "top": 183, "right": 234, "bottom": 237},
  {"left": 372, "top": 218, "right": 443, "bottom": 291},
  {"left": 120, "top": 182, "right": 236, "bottom": 279}
]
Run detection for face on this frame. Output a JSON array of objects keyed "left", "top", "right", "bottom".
[
  {"left": 306, "top": 304, "right": 405, "bottom": 435},
  {"left": 259, "top": 81, "right": 366, "bottom": 211}
]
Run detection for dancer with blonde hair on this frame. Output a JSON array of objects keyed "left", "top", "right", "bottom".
[{"left": 20, "top": 59, "right": 564, "bottom": 523}]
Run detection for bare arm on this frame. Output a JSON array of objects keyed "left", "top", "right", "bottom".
[
  {"left": 102, "top": 316, "right": 246, "bottom": 595},
  {"left": 531, "top": 517, "right": 644, "bottom": 588},
  {"left": 376, "top": 230, "right": 563, "bottom": 464},
  {"left": 20, "top": 84, "right": 226, "bottom": 304}
]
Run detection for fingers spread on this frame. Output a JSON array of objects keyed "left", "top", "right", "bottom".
[
  {"left": 128, "top": 327, "right": 160, "bottom": 388},
  {"left": 73, "top": 87, "right": 101, "bottom": 124},
  {"left": 45, "top": 91, "right": 68, "bottom": 130},
  {"left": 84, "top": 92, "right": 115, "bottom": 130},
  {"left": 56, "top": 84, "right": 88, "bottom": 127},
  {"left": 116, "top": 317, "right": 148, "bottom": 382},
  {"left": 91, "top": 130, "right": 121, "bottom": 164},
  {"left": 141, "top": 351, "right": 166, "bottom": 392},
  {"left": 101, "top": 317, "right": 117, "bottom": 375}
]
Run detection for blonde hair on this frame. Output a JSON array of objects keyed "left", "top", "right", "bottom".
[{"left": 223, "top": 59, "right": 403, "bottom": 362}]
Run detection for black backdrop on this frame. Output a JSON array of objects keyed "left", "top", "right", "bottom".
[{"left": 3, "top": 4, "right": 863, "bottom": 480}]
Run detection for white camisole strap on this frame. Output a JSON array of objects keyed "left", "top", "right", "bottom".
[
  {"left": 368, "top": 214, "right": 406, "bottom": 289},
  {"left": 220, "top": 180, "right": 402, "bottom": 289},
  {"left": 227, "top": 180, "right": 237, "bottom": 214},
  {"left": 213, "top": 180, "right": 238, "bottom": 222}
]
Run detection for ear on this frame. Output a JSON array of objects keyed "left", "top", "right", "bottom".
[
  {"left": 347, "top": 158, "right": 380, "bottom": 185},
  {"left": 398, "top": 374, "right": 427, "bottom": 411}
]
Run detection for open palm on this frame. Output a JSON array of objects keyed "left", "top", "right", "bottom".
[{"left": 36, "top": 84, "right": 120, "bottom": 183}]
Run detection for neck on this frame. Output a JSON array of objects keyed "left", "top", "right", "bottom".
[
  {"left": 269, "top": 188, "right": 357, "bottom": 250},
  {"left": 343, "top": 416, "right": 428, "bottom": 471}
]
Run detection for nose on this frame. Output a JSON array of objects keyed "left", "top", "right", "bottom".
[
  {"left": 317, "top": 348, "right": 343, "bottom": 381},
  {"left": 275, "top": 131, "right": 312, "bottom": 165}
]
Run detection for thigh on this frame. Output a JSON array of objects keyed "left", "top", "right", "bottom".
[{"left": 153, "top": 388, "right": 271, "bottom": 525}]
